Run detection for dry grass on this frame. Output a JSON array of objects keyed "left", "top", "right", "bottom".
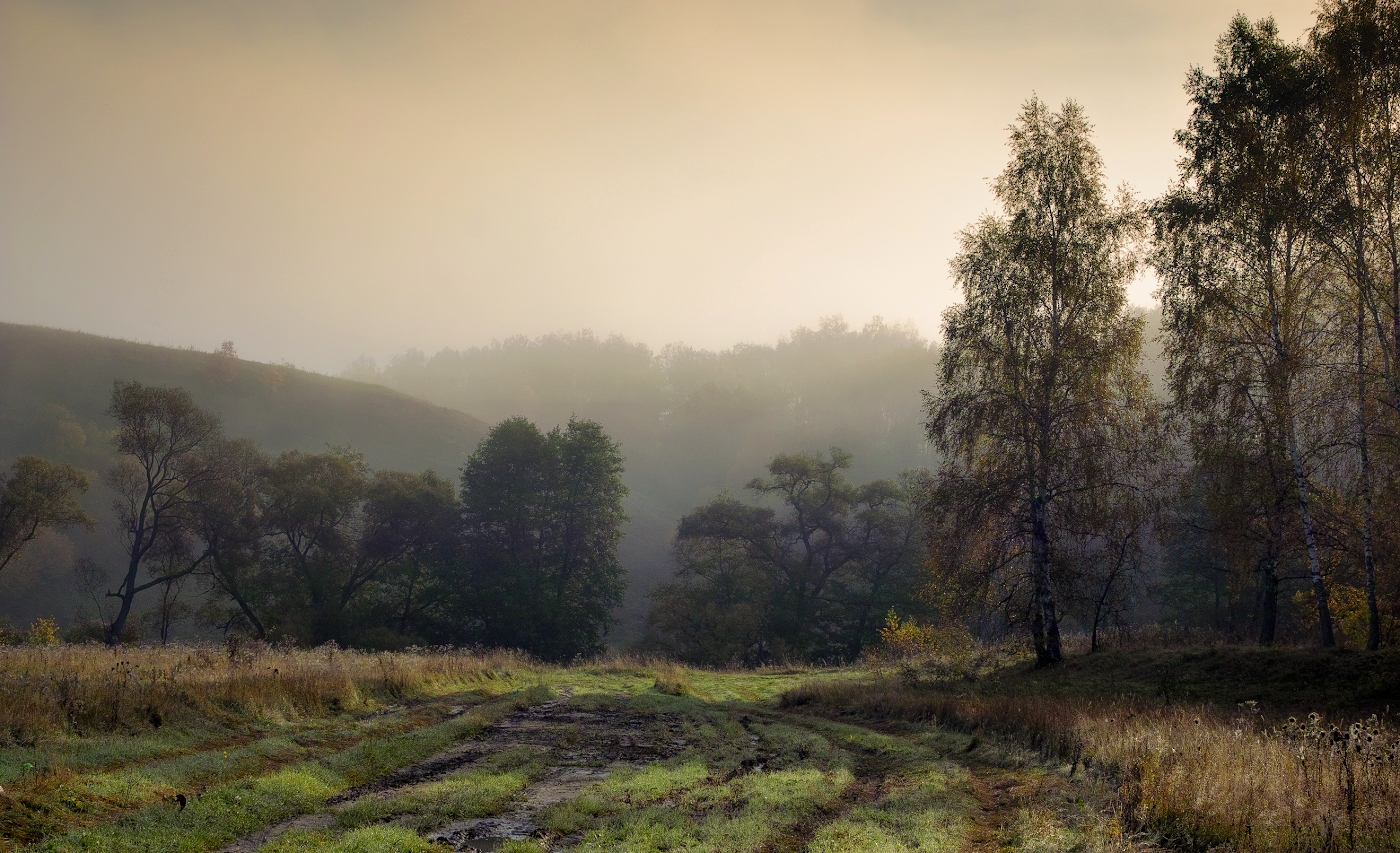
[
  {"left": 783, "top": 677, "right": 1400, "bottom": 852},
  {"left": 0, "top": 642, "right": 534, "bottom": 744}
]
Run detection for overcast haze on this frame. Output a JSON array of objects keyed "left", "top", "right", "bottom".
[{"left": 1, "top": 0, "right": 1318, "bottom": 373}]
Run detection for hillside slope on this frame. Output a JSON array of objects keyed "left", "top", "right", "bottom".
[
  {"left": 0, "top": 322, "right": 486, "bottom": 476},
  {"left": 0, "top": 322, "right": 487, "bottom": 628}
]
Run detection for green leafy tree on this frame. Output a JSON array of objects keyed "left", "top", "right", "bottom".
[
  {"left": 182, "top": 437, "right": 271, "bottom": 638},
  {"left": 645, "top": 512, "right": 775, "bottom": 665},
  {"left": 458, "top": 417, "right": 627, "bottom": 661},
  {"left": 925, "top": 98, "right": 1147, "bottom": 665},
  {"left": 358, "top": 469, "right": 459, "bottom": 644},
  {"left": 0, "top": 455, "right": 92, "bottom": 577},
  {"left": 1308, "top": 0, "right": 1400, "bottom": 649}
]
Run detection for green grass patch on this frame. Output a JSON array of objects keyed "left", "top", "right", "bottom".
[
  {"left": 258, "top": 824, "right": 444, "bottom": 853},
  {"left": 806, "top": 768, "right": 969, "bottom": 853},
  {"left": 18, "top": 690, "right": 537, "bottom": 852}
]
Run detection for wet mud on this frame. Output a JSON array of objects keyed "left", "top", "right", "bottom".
[{"left": 218, "top": 686, "right": 689, "bottom": 852}]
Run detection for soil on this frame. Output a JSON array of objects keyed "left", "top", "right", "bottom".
[{"left": 217, "top": 686, "right": 691, "bottom": 853}]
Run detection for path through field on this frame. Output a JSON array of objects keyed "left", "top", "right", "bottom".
[
  {"left": 210, "top": 682, "right": 1129, "bottom": 853},
  {"left": 8, "top": 672, "right": 1136, "bottom": 853}
]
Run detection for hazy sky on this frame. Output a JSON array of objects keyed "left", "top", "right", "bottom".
[{"left": 1, "top": 0, "right": 1319, "bottom": 372}]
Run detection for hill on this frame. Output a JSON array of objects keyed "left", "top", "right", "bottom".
[{"left": 0, "top": 322, "right": 487, "bottom": 626}]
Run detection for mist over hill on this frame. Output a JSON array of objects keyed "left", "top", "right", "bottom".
[
  {"left": 345, "top": 316, "right": 941, "bottom": 637},
  {"left": 0, "top": 322, "right": 486, "bottom": 628}
]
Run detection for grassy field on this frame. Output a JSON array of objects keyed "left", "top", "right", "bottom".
[{"left": 0, "top": 642, "right": 1393, "bottom": 852}]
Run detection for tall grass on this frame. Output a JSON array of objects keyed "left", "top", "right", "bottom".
[
  {"left": 782, "top": 679, "right": 1400, "bottom": 851},
  {"left": 0, "top": 643, "right": 533, "bottom": 744}
]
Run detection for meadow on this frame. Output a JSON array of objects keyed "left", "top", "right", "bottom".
[{"left": 0, "top": 640, "right": 1393, "bottom": 852}]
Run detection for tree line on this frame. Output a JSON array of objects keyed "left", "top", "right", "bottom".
[
  {"left": 345, "top": 315, "right": 938, "bottom": 624},
  {"left": 924, "top": 2, "right": 1400, "bottom": 664},
  {"left": 12, "top": 4, "right": 1400, "bottom": 665},
  {"left": 2, "top": 382, "right": 627, "bottom": 659}
]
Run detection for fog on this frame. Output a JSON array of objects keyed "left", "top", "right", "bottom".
[{"left": 1, "top": 0, "right": 1316, "bottom": 372}]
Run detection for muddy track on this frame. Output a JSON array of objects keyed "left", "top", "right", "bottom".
[
  {"left": 963, "top": 766, "right": 1032, "bottom": 851},
  {"left": 216, "top": 687, "right": 692, "bottom": 853},
  {"left": 428, "top": 687, "right": 694, "bottom": 852}
]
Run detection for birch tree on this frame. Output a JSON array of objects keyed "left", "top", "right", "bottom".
[
  {"left": 1154, "top": 16, "right": 1341, "bottom": 645},
  {"left": 926, "top": 98, "right": 1147, "bottom": 666}
]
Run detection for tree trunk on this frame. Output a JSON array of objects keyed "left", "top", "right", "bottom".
[
  {"left": 235, "top": 597, "right": 267, "bottom": 640},
  {"left": 1358, "top": 298, "right": 1382, "bottom": 651},
  {"left": 1029, "top": 496, "right": 1061, "bottom": 665},
  {"left": 218, "top": 568, "right": 267, "bottom": 640},
  {"left": 1258, "top": 556, "right": 1278, "bottom": 646},
  {"left": 1285, "top": 415, "right": 1335, "bottom": 647},
  {"left": 106, "top": 552, "right": 143, "bottom": 646}
]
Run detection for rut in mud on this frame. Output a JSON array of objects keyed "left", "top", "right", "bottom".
[
  {"left": 217, "top": 686, "right": 691, "bottom": 853},
  {"left": 424, "top": 687, "right": 690, "bottom": 851}
]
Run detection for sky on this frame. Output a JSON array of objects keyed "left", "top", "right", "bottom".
[{"left": 1, "top": 0, "right": 1320, "bottom": 373}]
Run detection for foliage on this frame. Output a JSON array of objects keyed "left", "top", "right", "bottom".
[
  {"left": 925, "top": 98, "right": 1151, "bottom": 665},
  {"left": 256, "top": 449, "right": 459, "bottom": 646},
  {"left": 104, "top": 381, "right": 225, "bottom": 645},
  {"left": 645, "top": 450, "right": 926, "bottom": 664},
  {"left": 0, "top": 455, "right": 91, "bottom": 577},
  {"left": 346, "top": 318, "right": 939, "bottom": 617},
  {"left": 453, "top": 416, "right": 628, "bottom": 660}
]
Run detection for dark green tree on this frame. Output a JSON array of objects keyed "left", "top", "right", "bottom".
[
  {"left": 259, "top": 448, "right": 457, "bottom": 645},
  {"left": 182, "top": 437, "right": 271, "bottom": 638},
  {"left": 925, "top": 98, "right": 1147, "bottom": 665},
  {"left": 645, "top": 507, "right": 775, "bottom": 665},
  {"left": 360, "top": 469, "right": 459, "bottom": 644},
  {"left": 646, "top": 449, "right": 926, "bottom": 664},
  {"left": 458, "top": 417, "right": 627, "bottom": 660}
]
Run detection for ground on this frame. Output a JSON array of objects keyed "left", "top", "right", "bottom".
[{"left": 0, "top": 661, "right": 1140, "bottom": 853}]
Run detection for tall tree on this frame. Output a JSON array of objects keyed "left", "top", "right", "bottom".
[
  {"left": 1309, "top": 0, "right": 1400, "bottom": 649},
  {"left": 358, "top": 469, "right": 459, "bottom": 643},
  {"left": 0, "top": 456, "right": 92, "bottom": 577},
  {"left": 1154, "top": 17, "right": 1341, "bottom": 646},
  {"left": 925, "top": 98, "right": 1147, "bottom": 665},
  {"left": 182, "top": 437, "right": 271, "bottom": 638},
  {"left": 105, "top": 381, "right": 222, "bottom": 645},
  {"left": 459, "top": 417, "right": 627, "bottom": 661}
]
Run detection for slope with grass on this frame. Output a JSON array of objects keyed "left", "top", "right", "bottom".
[
  {"left": 0, "top": 322, "right": 486, "bottom": 477},
  {"left": 789, "top": 643, "right": 1400, "bottom": 852}
]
